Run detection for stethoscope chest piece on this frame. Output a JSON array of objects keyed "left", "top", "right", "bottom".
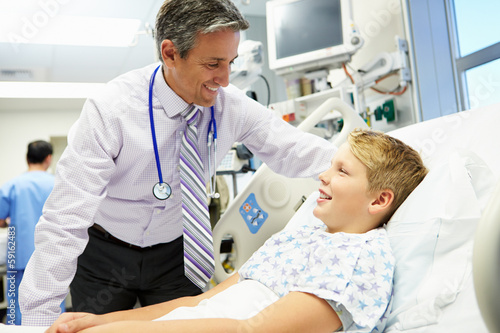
[{"left": 153, "top": 182, "right": 172, "bottom": 200}]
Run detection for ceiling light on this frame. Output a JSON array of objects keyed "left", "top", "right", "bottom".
[
  {"left": 0, "top": 15, "right": 142, "bottom": 47},
  {"left": 0, "top": 81, "right": 106, "bottom": 99}
]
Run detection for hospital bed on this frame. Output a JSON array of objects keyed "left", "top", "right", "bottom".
[{"left": 213, "top": 98, "right": 500, "bottom": 332}]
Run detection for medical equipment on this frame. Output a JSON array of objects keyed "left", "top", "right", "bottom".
[
  {"left": 266, "top": 0, "right": 363, "bottom": 78},
  {"left": 148, "top": 65, "right": 219, "bottom": 200},
  {"left": 229, "top": 40, "right": 263, "bottom": 90}
]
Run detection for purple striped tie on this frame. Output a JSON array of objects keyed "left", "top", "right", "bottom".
[{"left": 180, "top": 105, "right": 214, "bottom": 289}]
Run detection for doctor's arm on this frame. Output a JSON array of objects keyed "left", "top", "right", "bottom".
[
  {"left": 21, "top": 98, "right": 121, "bottom": 325},
  {"left": 238, "top": 97, "right": 336, "bottom": 180}
]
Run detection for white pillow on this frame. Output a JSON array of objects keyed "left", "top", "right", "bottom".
[{"left": 385, "top": 151, "right": 493, "bottom": 332}]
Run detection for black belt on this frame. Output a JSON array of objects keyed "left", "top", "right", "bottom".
[{"left": 91, "top": 224, "right": 150, "bottom": 251}]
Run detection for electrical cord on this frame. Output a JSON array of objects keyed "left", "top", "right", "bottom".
[
  {"left": 342, "top": 62, "right": 407, "bottom": 96},
  {"left": 258, "top": 74, "right": 271, "bottom": 106}
]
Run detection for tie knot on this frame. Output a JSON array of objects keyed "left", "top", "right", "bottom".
[{"left": 181, "top": 105, "right": 199, "bottom": 126}]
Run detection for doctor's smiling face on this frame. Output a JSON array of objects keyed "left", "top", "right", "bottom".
[{"left": 161, "top": 29, "right": 240, "bottom": 107}]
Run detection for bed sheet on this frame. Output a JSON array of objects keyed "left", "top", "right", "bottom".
[{"left": 155, "top": 279, "right": 278, "bottom": 321}]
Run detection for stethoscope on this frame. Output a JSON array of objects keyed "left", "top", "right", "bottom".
[{"left": 149, "top": 65, "right": 219, "bottom": 200}]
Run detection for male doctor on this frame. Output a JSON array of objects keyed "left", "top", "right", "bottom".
[{"left": 20, "top": 0, "right": 336, "bottom": 325}]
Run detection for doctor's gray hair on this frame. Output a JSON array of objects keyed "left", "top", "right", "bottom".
[{"left": 155, "top": 0, "right": 250, "bottom": 61}]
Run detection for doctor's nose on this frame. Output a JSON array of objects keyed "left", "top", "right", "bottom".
[{"left": 214, "top": 64, "right": 231, "bottom": 87}]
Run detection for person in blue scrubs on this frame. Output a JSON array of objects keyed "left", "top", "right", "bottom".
[{"left": 0, "top": 140, "right": 62, "bottom": 325}]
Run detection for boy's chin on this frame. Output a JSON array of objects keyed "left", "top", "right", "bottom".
[{"left": 312, "top": 206, "right": 321, "bottom": 220}]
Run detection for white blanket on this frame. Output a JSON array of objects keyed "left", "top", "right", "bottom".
[{"left": 155, "top": 279, "right": 279, "bottom": 321}]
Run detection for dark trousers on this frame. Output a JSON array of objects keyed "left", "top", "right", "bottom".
[{"left": 70, "top": 226, "right": 202, "bottom": 314}]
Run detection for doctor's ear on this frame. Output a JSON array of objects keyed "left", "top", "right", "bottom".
[
  {"left": 368, "top": 189, "right": 394, "bottom": 215},
  {"left": 160, "top": 40, "right": 177, "bottom": 67}
]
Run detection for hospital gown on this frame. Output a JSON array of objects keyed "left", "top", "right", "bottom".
[
  {"left": 239, "top": 223, "right": 394, "bottom": 332},
  {"left": 158, "top": 222, "right": 394, "bottom": 332}
]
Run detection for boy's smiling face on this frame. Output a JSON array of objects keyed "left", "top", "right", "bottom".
[{"left": 313, "top": 142, "right": 376, "bottom": 234}]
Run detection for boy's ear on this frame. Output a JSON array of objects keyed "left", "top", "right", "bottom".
[
  {"left": 160, "top": 39, "right": 177, "bottom": 67},
  {"left": 368, "top": 189, "right": 394, "bottom": 215}
]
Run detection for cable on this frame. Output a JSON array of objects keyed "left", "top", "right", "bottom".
[
  {"left": 370, "top": 71, "right": 408, "bottom": 95},
  {"left": 343, "top": 62, "right": 407, "bottom": 95},
  {"left": 342, "top": 63, "right": 355, "bottom": 84},
  {"left": 370, "top": 85, "right": 407, "bottom": 95},
  {"left": 258, "top": 74, "right": 271, "bottom": 106},
  {"left": 374, "top": 72, "right": 398, "bottom": 84}
]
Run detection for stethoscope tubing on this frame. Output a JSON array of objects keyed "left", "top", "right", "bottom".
[
  {"left": 149, "top": 64, "right": 218, "bottom": 200},
  {"left": 149, "top": 65, "right": 165, "bottom": 185}
]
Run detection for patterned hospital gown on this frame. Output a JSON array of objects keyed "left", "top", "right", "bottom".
[{"left": 239, "top": 223, "right": 394, "bottom": 332}]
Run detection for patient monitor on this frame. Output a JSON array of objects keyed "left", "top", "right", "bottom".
[
  {"left": 213, "top": 97, "right": 367, "bottom": 283},
  {"left": 266, "top": 0, "right": 363, "bottom": 78}
]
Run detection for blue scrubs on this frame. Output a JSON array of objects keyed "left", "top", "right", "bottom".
[{"left": 0, "top": 171, "right": 61, "bottom": 325}]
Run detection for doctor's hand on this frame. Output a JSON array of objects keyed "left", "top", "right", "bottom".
[{"left": 45, "top": 312, "right": 107, "bottom": 333}]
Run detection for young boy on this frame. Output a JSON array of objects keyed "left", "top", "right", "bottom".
[{"left": 45, "top": 128, "right": 427, "bottom": 333}]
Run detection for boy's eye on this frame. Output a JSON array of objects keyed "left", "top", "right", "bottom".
[{"left": 339, "top": 168, "right": 347, "bottom": 174}]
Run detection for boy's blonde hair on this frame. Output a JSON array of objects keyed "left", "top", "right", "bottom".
[{"left": 348, "top": 128, "right": 428, "bottom": 222}]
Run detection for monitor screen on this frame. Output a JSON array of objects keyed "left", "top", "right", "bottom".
[
  {"left": 267, "top": 0, "right": 362, "bottom": 77},
  {"left": 274, "top": 0, "right": 343, "bottom": 60}
]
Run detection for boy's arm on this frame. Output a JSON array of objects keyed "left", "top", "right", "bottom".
[
  {"left": 65, "top": 291, "right": 342, "bottom": 333},
  {"left": 47, "top": 274, "right": 241, "bottom": 333}
]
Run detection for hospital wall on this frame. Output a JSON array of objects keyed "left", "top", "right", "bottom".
[
  {"left": 0, "top": 0, "right": 412, "bottom": 187},
  {"left": 0, "top": 100, "right": 83, "bottom": 185}
]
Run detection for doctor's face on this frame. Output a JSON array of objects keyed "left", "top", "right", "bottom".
[
  {"left": 163, "top": 29, "right": 240, "bottom": 107},
  {"left": 313, "top": 142, "right": 374, "bottom": 234}
]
